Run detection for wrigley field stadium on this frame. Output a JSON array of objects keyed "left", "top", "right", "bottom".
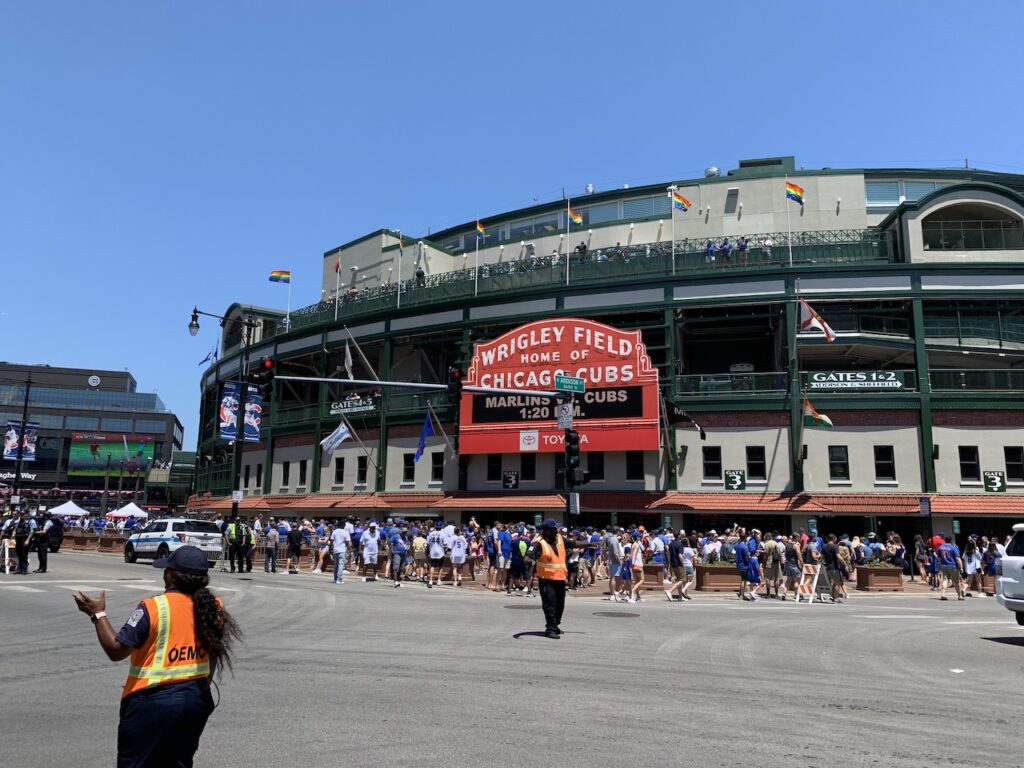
[{"left": 190, "top": 155, "right": 1024, "bottom": 542}]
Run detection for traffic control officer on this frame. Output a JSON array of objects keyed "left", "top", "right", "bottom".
[
  {"left": 526, "top": 518, "right": 569, "bottom": 638},
  {"left": 225, "top": 516, "right": 251, "bottom": 573},
  {"left": 13, "top": 510, "right": 33, "bottom": 575},
  {"left": 73, "top": 546, "right": 241, "bottom": 768}
]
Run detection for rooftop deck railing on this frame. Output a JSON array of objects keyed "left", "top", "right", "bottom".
[{"left": 283, "top": 229, "right": 890, "bottom": 334}]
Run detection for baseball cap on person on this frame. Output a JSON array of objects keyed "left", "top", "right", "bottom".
[
  {"left": 586, "top": 526, "right": 594, "bottom": 532},
  {"left": 153, "top": 545, "right": 209, "bottom": 576},
  {"left": 434, "top": 521, "right": 443, "bottom": 529},
  {"left": 541, "top": 518, "right": 558, "bottom": 530}
]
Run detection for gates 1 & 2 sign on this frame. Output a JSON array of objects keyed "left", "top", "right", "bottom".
[{"left": 458, "top": 318, "right": 659, "bottom": 454}]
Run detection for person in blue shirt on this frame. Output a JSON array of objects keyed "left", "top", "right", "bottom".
[
  {"left": 389, "top": 528, "right": 408, "bottom": 588},
  {"left": 733, "top": 538, "right": 755, "bottom": 601},
  {"left": 497, "top": 525, "right": 513, "bottom": 591},
  {"left": 937, "top": 535, "right": 964, "bottom": 601},
  {"left": 719, "top": 237, "right": 733, "bottom": 263},
  {"left": 705, "top": 240, "right": 717, "bottom": 264}
]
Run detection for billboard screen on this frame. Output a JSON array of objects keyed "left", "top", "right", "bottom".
[
  {"left": 68, "top": 433, "right": 156, "bottom": 476},
  {"left": 457, "top": 318, "right": 660, "bottom": 454},
  {"left": 3, "top": 421, "right": 38, "bottom": 462}
]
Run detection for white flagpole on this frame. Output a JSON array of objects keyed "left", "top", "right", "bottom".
[
  {"left": 565, "top": 199, "right": 571, "bottom": 287},
  {"left": 474, "top": 226, "right": 480, "bottom": 297},
  {"left": 286, "top": 272, "right": 292, "bottom": 329},
  {"left": 333, "top": 259, "right": 341, "bottom": 321},
  {"left": 426, "top": 400, "right": 456, "bottom": 458},
  {"left": 338, "top": 411, "right": 380, "bottom": 476},
  {"left": 785, "top": 175, "right": 794, "bottom": 268},
  {"left": 397, "top": 238, "right": 403, "bottom": 309},
  {"left": 669, "top": 187, "right": 676, "bottom": 276},
  {"left": 343, "top": 325, "right": 380, "bottom": 382}
]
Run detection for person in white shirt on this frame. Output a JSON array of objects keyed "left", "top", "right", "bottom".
[
  {"left": 426, "top": 521, "right": 447, "bottom": 588},
  {"left": 449, "top": 527, "right": 468, "bottom": 587},
  {"left": 361, "top": 522, "right": 381, "bottom": 582},
  {"left": 330, "top": 525, "right": 351, "bottom": 584}
]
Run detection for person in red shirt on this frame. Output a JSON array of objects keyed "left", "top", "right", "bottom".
[{"left": 930, "top": 531, "right": 946, "bottom": 552}]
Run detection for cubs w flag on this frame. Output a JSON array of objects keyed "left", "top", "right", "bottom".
[
  {"left": 320, "top": 420, "right": 352, "bottom": 456},
  {"left": 803, "top": 399, "right": 833, "bottom": 429},
  {"left": 414, "top": 412, "right": 433, "bottom": 463},
  {"left": 799, "top": 299, "right": 836, "bottom": 342}
]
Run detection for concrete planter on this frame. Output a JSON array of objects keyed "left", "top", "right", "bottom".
[
  {"left": 696, "top": 565, "right": 742, "bottom": 592},
  {"left": 855, "top": 567, "right": 904, "bottom": 592},
  {"left": 982, "top": 573, "right": 997, "bottom": 596},
  {"left": 641, "top": 563, "right": 665, "bottom": 589}
]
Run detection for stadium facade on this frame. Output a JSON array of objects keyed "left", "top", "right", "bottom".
[{"left": 191, "top": 156, "right": 1024, "bottom": 540}]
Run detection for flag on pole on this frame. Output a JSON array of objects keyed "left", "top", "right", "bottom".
[
  {"left": 334, "top": 259, "right": 340, "bottom": 273},
  {"left": 344, "top": 341, "right": 354, "bottom": 380},
  {"left": 198, "top": 349, "right": 213, "bottom": 366},
  {"left": 122, "top": 435, "right": 130, "bottom": 460},
  {"left": 413, "top": 412, "right": 434, "bottom": 463},
  {"left": 398, "top": 236, "right": 404, "bottom": 256},
  {"left": 269, "top": 270, "right": 292, "bottom": 283},
  {"left": 568, "top": 207, "right": 583, "bottom": 225},
  {"left": 803, "top": 399, "right": 834, "bottom": 429},
  {"left": 671, "top": 191, "right": 692, "bottom": 211},
  {"left": 799, "top": 299, "right": 836, "bottom": 342},
  {"left": 785, "top": 181, "right": 805, "bottom": 206},
  {"left": 476, "top": 221, "right": 485, "bottom": 239},
  {"left": 212, "top": 345, "right": 219, "bottom": 362},
  {"left": 320, "top": 420, "right": 353, "bottom": 456}
]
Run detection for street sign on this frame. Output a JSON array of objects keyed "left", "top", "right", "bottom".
[
  {"left": 806, "top": 370, "right": 906, "bottom": 390},
  {"left": 502, "top": 470, "right": 519, "bottom": 490},
  {"left": 952, "top": 519, "right": 961, "bottom": 534},
  {"left": 554, "top": 374, "right": 585, "bottom": 393},
  {"left": 556, "top": 402, "right": 574, "bottom": 429},
  {"left": 232, "top": 490, "right": 243, "bottom": 503},
  {"left": 724, "top": 469, "right": 746, "bottom": 490},
  {"left": 662, "top": 515, "right": 672, "bottom": 530},
  {"left": 533, "top": 513, "right": 543, "bottom": 527},
  {"left": 568, "top": 491, "right": 580, "bottom": 515},
  {"left": 918, "top": 496, "right": 931, "bottom": 516},
  {"left": 984, "top": 470, "right": 1006, "bottom": 493}
]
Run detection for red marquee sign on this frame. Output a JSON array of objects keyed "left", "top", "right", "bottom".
[{"left": 458, "top": 318, "right": 660, "bottom": 454}]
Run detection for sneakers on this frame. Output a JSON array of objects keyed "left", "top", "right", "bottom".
[
  {"left": 544, "top": 629, "right": 561, "bottom": 639},
  {"left": 427, "top": 581, "right": 433, "bottom": 589},
  {"left": 393, "top": 582, "right": 402, "bottom": 588}
]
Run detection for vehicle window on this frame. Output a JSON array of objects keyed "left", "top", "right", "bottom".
[
  {"left": 142, "top": 523, "right": 162, "bottom": 534},
  {"left": 1007, "top": 532, "right": 1024, "bottom": 557},
  {"left": 172, "top": 522, "right": 185, "bottom": 532},
  {"left": 184, "top": 521, "right": 221, "bottom": 534}
]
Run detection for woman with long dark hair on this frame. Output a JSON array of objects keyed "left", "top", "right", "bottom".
[{"left": 74, "top": 545, "right": 241, "bottom": 767}]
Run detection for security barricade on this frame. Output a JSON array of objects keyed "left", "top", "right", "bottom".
[{"left": 795, "top": 564, "right": 821, "bottom": 604}]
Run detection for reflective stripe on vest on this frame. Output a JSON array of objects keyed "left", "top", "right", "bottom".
[
  {"left": 536, "top": 538, "right": 567, "bottom": 581},
  {"left": 122, "top": 593, "right": 210, "bottom": 699}
]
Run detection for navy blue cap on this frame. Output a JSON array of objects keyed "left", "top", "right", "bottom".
[
  {"left": 542, "top": 518, "right": 558, "bottom": 530},
  {"left": 153, "top": 545, "right": 209, "bottom": 576},
  {"left": 434, "top": 520, "right": 443, "bottom": 529}
]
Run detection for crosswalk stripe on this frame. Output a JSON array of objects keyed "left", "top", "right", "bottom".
[
  {"left": 0, "top": 585, "right": 46, "bottom": 593},
  {"left": 251, "top": 585, "right": 297, "bottom": 592},
  {"left": 117, "top": 584, "right": 162, "bottom": 591},
  {"left": 55, "top": 585, "right": 115, "bottom": 592}
]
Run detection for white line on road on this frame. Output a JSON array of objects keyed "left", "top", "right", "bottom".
[
  {"left": 854, "top": 615, "right": 941, "bottom": 619},
  {"left": 942, "top": 620, "right": 1019, "bottom": 625},
  {"left": 54, "top": 585, "right": 116, "bottom": 592},
  {"left": 251, "top": 585, "right": 298, "bottom": 592},
  {"left": 0, "top": 585, "right": 46, "bottom": 593},
  {"left": 0, "top": 579, "right": 154, "bottom": 585}
]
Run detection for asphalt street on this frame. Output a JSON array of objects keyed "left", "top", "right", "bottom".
[{"left": 2, "top": 550, "right": 1022, "bottom": 768}]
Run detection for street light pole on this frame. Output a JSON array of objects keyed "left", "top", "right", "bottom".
[
  {"left": 190, "top": 307, "right": 257, "bottom": 521},
  {"left": 12, "top": 373, "right": 32, "bottom": 506}
]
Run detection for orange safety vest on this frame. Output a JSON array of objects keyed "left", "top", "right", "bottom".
[
  {"left": 535, "top": 537, "right": 567, "bottom": 581},
  {"left": 122, "top": 592, "right": 210, "bottom": 699}
]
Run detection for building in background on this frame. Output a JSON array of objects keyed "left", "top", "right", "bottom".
[
  {"left": 192, "top": 156, "right": 1024, "bottom": 539},
  {"left": 0, "top": 363, "right": 184, "bottom": 514}
]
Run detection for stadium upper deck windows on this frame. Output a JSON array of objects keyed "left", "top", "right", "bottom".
[{"left": 866, "top": 179, "right": 949, "bottom": 209}]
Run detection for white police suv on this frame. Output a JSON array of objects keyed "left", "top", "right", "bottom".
[
  {"left": 996, "top": 523, "right": 1024, "bottom": 626},
  {"left": 124, "top": 518, "right": 224, "bottom": 567}
]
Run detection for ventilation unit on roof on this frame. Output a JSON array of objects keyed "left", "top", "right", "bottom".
[
  {"left": 585, "top": 183, "right": 595, "bottom": 195},
  {"left": 704, "top": 166, "right": 721, "bottom": 178}
]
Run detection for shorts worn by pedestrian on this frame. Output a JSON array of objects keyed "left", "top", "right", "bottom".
[{"left": 73, "top": 546, "right": 241, "bottom": 768}]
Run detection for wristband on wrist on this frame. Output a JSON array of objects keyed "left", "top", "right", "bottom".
[{"left": 90, "top": 611, "right": 107, "bottom": 624}]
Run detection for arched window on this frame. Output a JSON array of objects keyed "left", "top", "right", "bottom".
[{"left": 921, "top": 202, "right": 1023, "bottom": 250}]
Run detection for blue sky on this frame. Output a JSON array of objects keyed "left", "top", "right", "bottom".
[{"left": 1, "top": 2, "right": 1019, "bottom": 445}]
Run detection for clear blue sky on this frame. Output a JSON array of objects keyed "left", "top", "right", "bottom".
[{"left": 1, "top": 2, "right": 1019, "bottom": 446}]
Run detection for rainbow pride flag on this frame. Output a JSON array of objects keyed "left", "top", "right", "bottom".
[
  {"left": 476, "top": 221, "right": 485, "bottom": 239},
  {"left": 568, "top": 207, "right": 583, "bottom": 225},
  {"left": 269, "top": 270, "right": 292, "bottom": 283},
  {"left": 785, "top": 181, "right": 805, "bottom": 206},
  {"left": 671, "top": 191, "right": 692, "bottom": 211}
]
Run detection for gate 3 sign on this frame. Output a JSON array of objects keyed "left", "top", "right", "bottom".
[{"left": 458, "top": 318, "right": 659, "bottom": 454}]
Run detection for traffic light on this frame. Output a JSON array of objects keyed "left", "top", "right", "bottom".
[
  {"left": 256, "top": 356, "right": 276, "bottom": 400},
  {"left": 446, "top": 366, "right": 463, "bottom": 405}
]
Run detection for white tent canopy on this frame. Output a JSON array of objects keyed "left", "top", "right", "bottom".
[
  {"left": 48, "top": 500, "right": 89, "bottom": 518},
  {"left": 107, "top": 502, "right": 149, "bottom": 520}
]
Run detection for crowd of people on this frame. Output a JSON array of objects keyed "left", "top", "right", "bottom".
[{"left": 208, "top": 515, "right": 1013, "bottom": 604}]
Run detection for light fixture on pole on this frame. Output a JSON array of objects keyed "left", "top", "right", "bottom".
[{"left": 188, "top": 308, "right": 201, "bottom": 337}]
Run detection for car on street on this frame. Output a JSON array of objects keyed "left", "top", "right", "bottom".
[
  {"left": 124, "top": 518, "right": 224, "bottom": 567},
  {"left": 996, "top": 523, "right": 1024, "bottom": 625}
]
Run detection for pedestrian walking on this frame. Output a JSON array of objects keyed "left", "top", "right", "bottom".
[
  {"left": 426, "top": 521, "right": 446, "bottom": 588},
  {"left": 937, "top": 535, "right": 965, "bottom": 601},
  {"left": 450, "top": 527, "right": 468, "bottom": 587},
  {"left": 13, "top": 511, "right": 32, "bottom": 575},
  {"left": 285, "top": 525, "right": 304, "bottom": 574},
  {"left": 389, "top": 526, "right": 407, "bottom": 588},
  {"left": 72, "top": 546, "right": 240, "bottom": 768},
  {"left": 361, "top": 521, "right": 381, "bottom": 581},
  {"left": 330, "top": 523, "right": 350, "bottom": 584},
  {"left": 264, "top": 525, "right": 279, "bottom": 573},
  {"left": 525, "top": 519, "right": 568, "bottom": 638}
]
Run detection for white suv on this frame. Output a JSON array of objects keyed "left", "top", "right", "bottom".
[
  {"left": 124, "top": 518, "right": 224, "bottom": 567},
  {"left": 996, "top": 523, "right": 1024, "bottom": 626}
]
